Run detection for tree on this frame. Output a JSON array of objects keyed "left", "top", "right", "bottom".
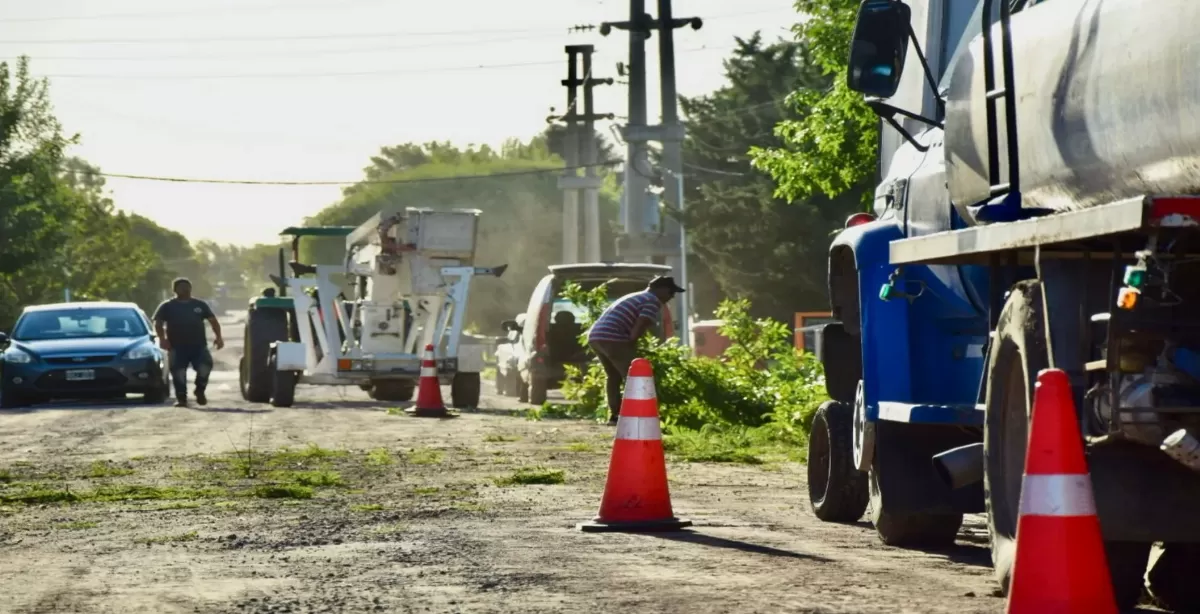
[
  {"left": 306, "top": 139, "right": 622, "bottom": 332},
  {"left": 678, "top": 34, "right": 862, "bottom": 322},
  {"left": 750, "top": 0, "right": 878, "bottom": 206}
]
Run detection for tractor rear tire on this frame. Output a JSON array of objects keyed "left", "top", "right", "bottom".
[
  {"left": 807, "top": 400, "right": 869, "bottom": 522},
  {"left": 370, "top": 380, "right": 415, "bottom": 402},
  {"left": 451, "top": 372, "right": 481, "bottom": 409},
  {"left": 242, "top": 307, "right": 289, "bottom": 403}
]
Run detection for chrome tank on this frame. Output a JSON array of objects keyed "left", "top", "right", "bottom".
[{"left": 943, "top": 0, "right": 1200, "bottom": 224}]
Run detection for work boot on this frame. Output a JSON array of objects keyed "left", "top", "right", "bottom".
[
  {"left": 607, "top": 413, "right": 619, "bottom": 426},
  {"left": 174, "top": 397, "right": 188, "bottom": 408},
  {"left": 195, "top": 390, "right": 207, "bottom": 406}
]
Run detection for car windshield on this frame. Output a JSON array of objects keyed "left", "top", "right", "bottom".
[{"left": 12, "top": 307, "right": 148, "bottom": 341}]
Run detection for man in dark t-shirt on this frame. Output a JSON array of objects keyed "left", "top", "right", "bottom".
[{"left": 153, "top": 278, "right": 225, "bottom": 407}]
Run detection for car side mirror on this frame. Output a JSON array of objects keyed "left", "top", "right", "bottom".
[
  {"left": 846, "top": 0, "right": 911, "bottom": 99},
  {"left": 0, "top": 332, "right": 8, "bottom": 344},
  {"left": 501, "top": 319, "right": 519, "bottom": 332}
]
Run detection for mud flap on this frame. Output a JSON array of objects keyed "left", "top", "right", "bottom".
[{"left": 874, "top": 421, "right": 984, "bottom": 515}]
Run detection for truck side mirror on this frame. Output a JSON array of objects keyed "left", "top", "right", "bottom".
[
  {"left": 0, "top": 332, "right": 8, "bottom": 344},
  {"left": 501, "top": 319, "right": 519, "bottom": 332},
  {"left": 846, "top": 0, "right": 911, "bottom": 99}
]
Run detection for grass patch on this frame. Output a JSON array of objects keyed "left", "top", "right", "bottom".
[
  {"left": 137, "top": 530, "right": 199, "bottom": 545},
  {"left": 525, "top": 402, "right": 601, "bottom": 422},
  {"left": 144, "top": 501, "right": 203, "bottom": 511},
  {"left": 483, "top": 434, "right": 519, "bottom": 443},
  {"left": 224, "top": 443, "right": 348, "bottom": 478},
  {"left": 0, "top": 469, "right": 14, "bottom": 483},
  {"left": 451, "top": 501, "right": 487, "bottom": 512},
  {"left": 386, "top": 407, "right": 405, "bottom": 416},
  {"left": 561, "top": 441, "right": 594, "bottom": 453},
  {"left": 282, "top": 469, "right": 342, "bottom": 487},
  {"left": 404, "top": 448, "right": 443, "bottom": 465},
  {"left": 0, "top": 484, "right": 227, "bottom": 505},
  {"left": 351, "top": 503, "right": 386, "bottom": 512},
  {"left": 493, "top": 467, "right": 566, "bottom": 486},
  {"left": 661, "top": 427, "right": 795, "bottom": 465},
  {"left": 54, "top": 520, "right": 98, "bottom": 530},
  {"left": 86, "top": 460, "right": 135, "bottom": 478},
  {"left": 411, "top": 486, "right": 440, "bottom": 496},
  {"left": 365, "top": 448, "right": 396, "bottom": 467}
]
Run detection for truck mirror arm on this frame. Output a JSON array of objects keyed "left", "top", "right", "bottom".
[
  {"left": 905, "top": 21, "right": 946, "bottom": 119},
  {"left": 866, "top": 99, "right": 940, "bottom": 153}
]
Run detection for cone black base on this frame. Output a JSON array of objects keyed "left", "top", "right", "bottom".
[
  {"left": 404, "top": 407, "right": 459, "bottom": 418},
  {"left": 577, "top": 517, "right": 692, "bottom": 533}
]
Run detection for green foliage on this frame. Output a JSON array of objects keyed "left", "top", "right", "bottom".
[
  {"left": 750, "top": 0, "right": 878, "bottom": 206},
  {"left": 556, "top": 281, "right": 827, "bottom": 460}
]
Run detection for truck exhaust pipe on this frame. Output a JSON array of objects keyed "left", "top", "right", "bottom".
[{"left": 932, "top": 443, "right": 984, "bottom": 490}]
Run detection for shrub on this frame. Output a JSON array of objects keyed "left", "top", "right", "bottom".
[{"left": 554, "top": 282, "right": 828, "bottom": 457}]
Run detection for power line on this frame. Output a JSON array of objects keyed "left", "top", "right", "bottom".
[
  {"left": 0, "top": 7, "right": 793, "bottom": 46},
  {"left": 83, "top": 160, "right": 624, "bottom": 186},
  {"left": 2, "top": 0, "right": 392, "bottom": 23},
  {"left": 35, "top": 45, "right": 734, "bottom": 80},
  {"left": 3, "top": 33, "right": 570, "bottom": 62}
]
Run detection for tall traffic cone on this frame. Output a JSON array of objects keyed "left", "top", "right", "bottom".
[
  {"left": 1006, "top": 368, "right": 1117, "bottom": 614},
  {"left": 407, "top": 343, "right": 450, "bottom": 418},
  {"left": 578, "top": 358, "right": 691, "bottom": 532}
]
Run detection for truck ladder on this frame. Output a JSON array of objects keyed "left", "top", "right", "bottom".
[{"left": 975, "top": 0, "right": 1024, "bottom": 222}]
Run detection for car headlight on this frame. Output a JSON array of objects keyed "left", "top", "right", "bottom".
[
  {"left": 125, "top": 345, "right": 159, "bottom": 360},
  {"left": 3, "top": 349, "right": 32, "bottom": 364}
]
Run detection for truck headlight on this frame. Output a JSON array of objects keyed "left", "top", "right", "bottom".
[{"left": 3, "top": 349, "right": 32, "bottom": 364}]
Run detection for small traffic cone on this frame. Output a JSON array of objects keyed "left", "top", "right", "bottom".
[
  {"left": 406, "top": 343, "right": 450, "bottom": 418},
  {"left": 578, "top": 358, "right": 691, "bottom": 533},
  {"left": 1006, "top": 368, "right": 1117, "bottom": 614}
]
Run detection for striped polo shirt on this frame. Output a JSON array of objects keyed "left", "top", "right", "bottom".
[{"left": 588, "top": 291, "right": 661, "bottom": 343}]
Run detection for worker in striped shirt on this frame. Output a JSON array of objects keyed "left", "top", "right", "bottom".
[{"left": 587, "top": 275, "right": 686, "bottom": 424}]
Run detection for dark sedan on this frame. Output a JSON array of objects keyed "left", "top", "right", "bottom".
[{"left": 0, "top": 302, "right": 170, "bottom": 408}]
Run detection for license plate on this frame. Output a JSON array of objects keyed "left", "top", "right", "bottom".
[{"left": 65, "top": 369, "right": 96, "bottom": 381}]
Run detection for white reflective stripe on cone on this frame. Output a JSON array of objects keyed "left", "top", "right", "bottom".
[
  {"left": 1018, "top": 473, "right": 1097, "bottom": 517},
  {"left": 420, "top": 367, "right": 437, "bottom": 377},
  {"left": 615, "top": 416, "right": 662, "bottom": 441},
  {"left": 624, "top": 376, "right": 656, "bottom": 401}
]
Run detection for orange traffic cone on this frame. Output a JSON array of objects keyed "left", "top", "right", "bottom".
[
  {"left": 1006, "top": 368, "right": 1117, "bottom": 614},
  {"left": 578, "top": 358, "right": 691, "bottom": 533},
  {"left": 406, "top": 343, "right": 450, "bottom": 418}
]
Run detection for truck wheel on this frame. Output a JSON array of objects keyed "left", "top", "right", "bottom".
[
  {"left": 1148, "top": 542, "right": 1200, "bottom": 612},
  {"left": 819, "top": 322, "right": 862, "bottom": 404},
  {"left": 451, "top": 372, "right": 481, "bottom": 409},
  {"left": 243, "top": 307, "right": 288, "bottom": 403},
  {"left": 867, "top": 452, "right": 963, "bottom": 548},
  {"left": 982, "top": 280, "right": 1147, "bottom": 610},
  {"left": 370, "top": 381, "right": 415, "bottom": 402},
  {"left": 529, "top": 377, "right": 548, "bottom": 405},
  {"left": 807, "top": 400, "right": 869, "bottom": 522}
]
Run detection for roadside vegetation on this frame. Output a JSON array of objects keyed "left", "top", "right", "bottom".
[{"left": 530, "top": 282, "right": 827, "bottom": 465}]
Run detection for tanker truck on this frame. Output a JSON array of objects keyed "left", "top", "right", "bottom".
[{"left": 808, "top": 0, "right": 1200, "bottom": 609}]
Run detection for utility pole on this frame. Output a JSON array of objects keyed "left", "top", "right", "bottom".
[
  {"left": 550, "top": 45, "right": 614, "bottom": 264},
  {"left": 602, "top": 1, "right": 701, "bottom": 342}
]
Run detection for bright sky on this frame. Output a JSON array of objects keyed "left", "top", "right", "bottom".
[{"left": 0, "top": 0, "right": 797, "bottom": 246}]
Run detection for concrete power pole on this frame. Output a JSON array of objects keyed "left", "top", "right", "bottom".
[
  {"left": 552, "top": 45, "right": 613, "bottom": 264},
  {"left": 602, "top": 1, "right": 700, "bottom": 341}
]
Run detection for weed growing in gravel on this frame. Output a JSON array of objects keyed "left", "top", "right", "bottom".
[
  {"left": 411, "top": 486, "right": 440, "bottom": 496},
  {"left": 86, "top": 461, "right": 135, "bottom": 478},
  {"left": 279, "top": 469, "right": 342, "bottom": 487},
  {"left": 483, "top": 434, "right": 519, "bottom": 443},
  {"left": 561, "top": 441, "right": 594, "bottom": 453},
  {"left": 136, "top": 530, "right": 198, "bottom": 545},
  {"left": 54, "top": 520, "right": 97, "bottom": 530},
  {"left": 0, "top": 470, "right": 13, "bottom": 483},
  {"left": 365, "top": 448, "right": 396, "bottom": 467},
  {"left": 352, "top": 503, "right": 385, "bottom": 512},
  {"left": 493, "top": 467, "right": 566, "bottom": 486},
  {"left": 144, "top": 501, "right": 203, "bottom": 511},
  {"left": 386, "top": 407, "right": 405, "bottom": 416},
  {"left": 451, "top": 501, "right": 487, "bottom": 512},
  {"left": 404, "top": 448, "right": 443, "bottom": 465},
  {"left": 248, "top": 484, "right": 313, "bottom": 499}
]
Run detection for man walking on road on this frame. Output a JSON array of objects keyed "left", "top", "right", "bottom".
[
  {"left": 587, "top": 275, "right": 685, "bottom": 424},
  {"left": 153, "top": 278, "right": 224, "bottom": 408}
]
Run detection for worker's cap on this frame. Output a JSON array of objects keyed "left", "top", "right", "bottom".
[
  {"left": 172, "top": 277, "right": 192, "bottom": 289},
  {"left": 648, "top": 275, "right": 686, "bottom": 294}
]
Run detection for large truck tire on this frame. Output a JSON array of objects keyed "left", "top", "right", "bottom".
[
  {"left": 867, "top": 439, "right": 963, "bottom": 548},
  {"left": 242, "top": 307, "right": 289, "bottom": 403},
  {"left": 983, "top": 280, "right": 1149, "bottom": 610},
  {"left": 819, "top": 322, "right": 862, "bottom": 405},
  {"left": 807, "top": 400, "right": 869, "bottom": 522},
  {"left": 369, "top": 380, "right": 415, "bottom": 402},
  {"left": 1148, "top": 542, "right": 1200, "bottom": 612},
  {"left": 451, "top": 372, "right": 481, "bottom": 409}
]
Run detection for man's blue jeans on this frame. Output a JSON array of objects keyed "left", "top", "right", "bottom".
[{"left": 169, "top": 344, "right": 213, "bottom": 400}]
